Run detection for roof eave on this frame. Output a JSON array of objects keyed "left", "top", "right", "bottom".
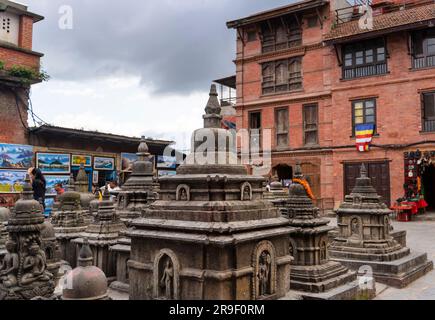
[
  {"left": 226, "top": 0, "right": 327, "bottom": 29},
  {"left": 324, "top": 18, "right": 435, "bottom": 45}
]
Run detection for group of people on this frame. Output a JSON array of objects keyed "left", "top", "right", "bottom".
[{"left": 26, "top": 167, "right": 121, "bottom": 211}]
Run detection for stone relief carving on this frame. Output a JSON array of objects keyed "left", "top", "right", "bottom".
[
  {"left": 350, "top": 217, "right": 362, "bottom": 239},
  {"left": 319, "top": 238, "right": 328, "bottom": 263},
  {"left": 0, "top": 240, "right": 19, "bottom": 288},
  {"left": 241, "top": 182, "right": 253, "bottom": 201},
  {"left": 252, "top": 241, "right": 276, "bottom": 300},
  {"left": 176, "top": 185, "right": 190, "bottom": 201},
  {"left": 153, "top": 249, "right": 180, "bottom": 300}
]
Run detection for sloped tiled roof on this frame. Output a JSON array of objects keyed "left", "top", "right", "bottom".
[{"left": 325, "top": 3, "right": 435, "bottom": 43}]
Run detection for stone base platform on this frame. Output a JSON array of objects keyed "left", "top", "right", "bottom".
[
  {"left": 109, "top": 281, "right": 130, "bottom": 293},
  {"left": 283, "top": 280, "right": 360, "bottom": 300},
  {"left": 290, "top": 261, "right": 357, "bottom": 293},
  {"left": 331, "top": 251, "right": 433, "bottom": 288}
]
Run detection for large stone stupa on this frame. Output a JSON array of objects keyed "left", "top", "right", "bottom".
[
  {"left": 0, "top": 176, "right": 55, "bottom": 300},
  {"left": 284, "top": 164, "right": 358, "bottom": 300},
  {"left": 330, "top": 165, "right": 433, "bottom": 288},
  {"left": 127, "top": 85, "right": 295, "bottom": 300}
]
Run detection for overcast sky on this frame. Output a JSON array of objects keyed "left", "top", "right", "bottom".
[{"left": 24, "top": 0, "right": 293, "bottom": 151}]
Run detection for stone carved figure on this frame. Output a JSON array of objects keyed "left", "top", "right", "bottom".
[
  {"left": 20, "top": 242, "right": 52, "bottom": 286},
  {"left": 350, "top": 218, "right": 360, "bottom": 237},
  {"left": 159, "top": 257, "right": 174, "bottom": 300},
  {"left": 0, "top": 240, "right": 19, "bottom": 288},
  {"left": 176, "top": 185, "right": 190, "bottom": 202},
  {"left": 241, "top": 182, "right": 252, "bottom": 201},
  {"left": 320, "top": 240, "right": 327, "bottom": 262},
  {"left": 257, "top": 251, "right": 271, "bottom": 297},
  {"left": 179, "top": 188, "right": 188, "bottom": 202}
]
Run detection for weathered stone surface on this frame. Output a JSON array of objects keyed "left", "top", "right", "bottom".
[
  {"left": 62, "top": 238, "right": 110, "bottom": 300},
  {"left": 263, "top": 177, "right": 289, "bottom": 215},
  {"left": 283, "top": 164, "right": 358, "bottom": 299},
  {"left": 0, "top": 175, "right": 55, "bottom": 300},
  {"left": 0, "top": 207, "right": 10, "bottom": 255},
  {"left": 73, "top": 187, "right": 125, "bottom": 279},
  {"left": 51, "top": 175, "right": 88, "bottom": 268},
  {"left": 75, "top": 164, "right": 95, "bottom": 216},
  {"left": 330, "top": 165, "right": 433, "bottom": 288},
  {"left": 41, "top": 220, "right": 62, "bottom": 287},
  {"left": 127, "top": 85, "right": 295, "bottom": 300}
]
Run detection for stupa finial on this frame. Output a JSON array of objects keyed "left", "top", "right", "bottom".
[
  {"left": 293, "top": 163, "right": 303, "bottom": 179},
  {"left": 102, "top": 185, "right": 110, "bottom": 201},
  {"left": 21, "top": 174, "right": 34, "bottom": 200},
  {"left": 360, "top": 163, "right": 367, "bottom": 178},
  {"left": 78, "top": 238, "right": 93, "bottom": 267},
  {"left": 66, "top": 174, "right": 76, "bottom": 191},
  {"left": 203, "top": 84, "right": 222, "bottom": 128}
]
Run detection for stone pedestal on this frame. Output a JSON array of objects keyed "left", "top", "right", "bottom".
[
  {"left": 127, "top": 85, "right": 295, "bottom": 300},
  {"left": 73, "top": 188, "right": 125, "bottom": 279},
  {"left": 284, "top": 165, "right": 358, "bottom": 300},
  {"left": 51, "top": 176, "right": 88, "bottom": 268},
  {"left": 263, "top": 178, "right": 289, "bottom": 215},
  {"left": 330, "top": 165, "right": 433, "bottom": 288},
  {"left": 0, "top": 176, "right": 55, "bottom": 300}
]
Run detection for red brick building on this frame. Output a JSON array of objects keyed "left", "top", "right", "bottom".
[
  {"left": 0, "top": 0, "right": 44, "bottom": 145},
  {"left": 227, "top": 0, "right": 435, "bottom": 210}
]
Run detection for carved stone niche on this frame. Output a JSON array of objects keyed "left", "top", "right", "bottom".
[
  {"left": 349, "top": 216, "right": 363, "bottom": 242},
  {"left": 241, "top": 182, "right": 252, "bottom": 201},
  {"left": 252, "top": 241, "right": 276, "bottom": 300},
  {"left": 153, "top": 249, "right": 180, "bottom": 300},
  {"left": 319, "top": 236, "right": 328, "bottom": 264},
  {"left": 176, "top": 185, "right": 190, "bottom": 202},
  {"left": 289, "top": 238, "right": 297, "bottom": 262}
]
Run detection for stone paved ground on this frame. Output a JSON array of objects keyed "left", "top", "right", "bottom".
[{"left": 329, "top": 217, "right": 435, "bottom": 300}]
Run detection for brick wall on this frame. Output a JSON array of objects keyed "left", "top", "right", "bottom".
[
  {"left": 0, "top": 86, "right": 29, "bottom": 145},
  {"left": 0, "top": 46, "right": 40, "bottom": 70},
  {"left": 18, "top": 15, "right": 33, "bottom": 50}
]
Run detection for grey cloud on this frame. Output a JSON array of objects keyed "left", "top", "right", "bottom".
[{"left": 25, "top": 0, "right": 293, "bottom": 95}]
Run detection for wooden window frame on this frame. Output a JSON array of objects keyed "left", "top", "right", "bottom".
[
  {"left": 249, "top": 111, "right": 262, "bottom": 149},
  {"left": 261, "top": 57, "right": 303, "bottom": 95},
  {"left": 421, "top": 91, "right": 435, "bottom": 132},
  {"left": 275, "top": 107, "right": 289, "bottom": 148},
  {"left": 412, "top": 28, "right": 435, "bottom": 69},
  {"left": 303, "top": 103, "right": 319, "bottom": 146},
  {"left": 260, "top": 17, "right": 302, "bottom": 53},
  {"left": 351, "top": 98, "right": 377, "bottom": 137},
  {"left": 342, "top": 38, "right": 388, "bottom": 80}
]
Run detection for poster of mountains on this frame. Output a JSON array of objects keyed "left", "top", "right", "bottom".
[
  {"left": 0, "top": 143, "right": 33, "bottom": 169},
  {"left": 0, "top": 170, "right": 27, "bottom": 193},
  {"left": 36, "top": 153, "right": 71, "bottom": 174}
]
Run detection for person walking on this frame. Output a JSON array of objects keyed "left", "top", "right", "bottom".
[{"left": 28, "top": 167, "right": 47, "bottom": 210}]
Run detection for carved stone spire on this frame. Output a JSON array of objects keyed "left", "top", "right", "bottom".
[
  {"left": 349, "top": 164, "right": 378, "bottom": 198},
  {"left": 78, "top": 238, "right": 93, "bottom": 267},
  {"left": 66, "top": 174, "right": 76, "bottom": 192},
  {"left": 203, "top": 84, "right": 222, "bottom": 129}
]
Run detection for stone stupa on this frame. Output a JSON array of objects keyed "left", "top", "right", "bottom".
[
  {"left": 62, "top": 238, "right": 110, "bottom": 300},
  {"left": 116, "top": 136, "right": 158, "bottom": 221},
  {"left": 0, "top": 175, "right": 55, "bottom": 300},
  {"left": 330, "top": 164, "right": 433, "bottom": 288},
  {"left": 110, "top": 137, "right": 158, "bottom": 294},
  {"left": 284, "top": 164, "right": 358, "bottom": 300},
  {"left": 263, "top": 175, "right": 289, "bottom": 215},
  {"left": 127, "top": 85, "right": 296, "bottom": 300},
  {"left": 75, "top": 164, "right": 95, "bottom": 223},
  {"left": 73, "top": 186, "right": 125, "bottom": 280},
  {"left": 51, "top": 175, "right": 88, "bottom": 268},
  {"left": 0, "top": 207, "right": 10, "bottom": 257}
]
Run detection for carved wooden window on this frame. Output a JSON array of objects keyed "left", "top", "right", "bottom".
[
  {"left": 303, "top": 104, "right": 318, "bottom": 145},
  {"left": 246, "top": 29, "right": 257, "bottom": 42},
  {"left": 352, "top": 98, "right": 377, "bottom": 136},
  {"left": 249, "top": 111, "right": 262, "bottom": 149},
  {"left": 275, "top": 108, "right": 289, "bottom": 148},
  {"left": 260, "top": 17, "right": 302, "bottom": 53},
  {"left": 262, "top": 57, "right": 302, "bottom": 95},
  {"left": 342, "top": 38, "right": 387, "bottom": 79},
  {"left": 412, "top": 28, "right": 435, "bottom": 69},
  {"left": 422, "top": 91, "right": 435, "bottom": 132}
]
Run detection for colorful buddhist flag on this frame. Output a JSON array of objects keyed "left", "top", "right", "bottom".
[{"left": 355, "top": 124, "right": 375, "bottom": 152}]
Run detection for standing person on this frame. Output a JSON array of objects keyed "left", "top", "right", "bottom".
[
  {"left": 28, "top": 167, "right": 47, "bottom": 210},
  {"left": 54, "top": 183, "right": 65, "bottom": 200}
]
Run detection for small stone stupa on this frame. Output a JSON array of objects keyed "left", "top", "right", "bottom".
[
  {"left": 51, "top": 175, "right": 88, "bottom": 268},
  {"left": 0, "top": 176, "right": 55, "bottom": 300},
  {"left": 285, "top": 164, "right": 358, "bottom": 300},
  {"left": 116, "top": 137, "right": 158, "bottom": 221},
  {"left": 127, "top": 85, "right": 295, "bottom": 300},
  {"left": 263, "top": 176, "right": 289, "bottom": 215},
  {"left": 62, "top": 238, "right": 110, "bottom": 300},
  {"left": 330, "top": 165, "right": 433, "bottom": 288},
  {"left": 73, "top": 187, "right": 125, "bottom": 279},
  {"left": 75, "top": 164, "right": 95, "bottom": 221},
  {"left": 41, "top": 221, "right": 62, "bottom": 286},
  {"left": 0, "top": 207, "right": 10, "bottom": 256}
]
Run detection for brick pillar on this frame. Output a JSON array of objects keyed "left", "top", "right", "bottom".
[
  {"left": 18, "top": 15, "right": 34, "bottom": 51},
  {"left": 0, "top": 86, "right": 29, "bottom": 144}
]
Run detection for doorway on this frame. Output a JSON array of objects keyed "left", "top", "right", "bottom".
[
  {"left": 274, "top": 164, "right": 293, "bottom": 184},
  {"left": 422, "top": 164, "right": 435, "bottom": 210}
]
